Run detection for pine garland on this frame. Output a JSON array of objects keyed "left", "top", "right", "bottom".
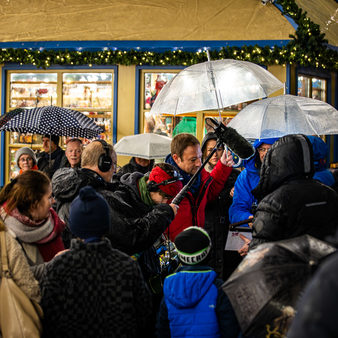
[{"left": 0, "top": 0, "right": 336, "bottom": 70}]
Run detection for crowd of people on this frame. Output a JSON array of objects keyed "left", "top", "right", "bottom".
[{"left": 1, "top": 130, "right": 338, "bottom": 337}]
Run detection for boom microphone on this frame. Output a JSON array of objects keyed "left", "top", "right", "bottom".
[{"left": 206, "top": 118, "right": 255, "bottom": 159}]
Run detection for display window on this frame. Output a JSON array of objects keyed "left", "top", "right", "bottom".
[
  {"left": 5, "top": 69, "right": 115, "bottom": 180},
  {"left": 140, "top": 69, "right": 246, "bottom": 142},
  {"left": 298, "top": 75, "right": 327, "bottom": 102},
  {"left": 144, "top": 72, "right": 176, "bottom": 110}
]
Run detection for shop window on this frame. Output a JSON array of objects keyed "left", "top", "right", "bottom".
[
  {"left": 298, "top": 75, "right": 327, "bottom": 102},
  {"left": 10, "top": 72, "right": 58, "bottom": 108},
  {"left": 6, "top": 69, "right": 115, "bottom": 180},
  {"left": 140, "top": 69, "right": 244, "bottom": 141}
]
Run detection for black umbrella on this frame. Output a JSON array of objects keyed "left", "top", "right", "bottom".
[
  {"left": 0, "top": 108, "right": 24, "bottom": 129},
  {"left": 222, "top": 235, "right": 336, "bottom": 337},
  {"left": 0, "top": 106, "right": 103, "bottom": 138}
]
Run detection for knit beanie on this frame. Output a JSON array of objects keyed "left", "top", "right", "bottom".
[
  {"left": 43, "top": 134, "right": 60, "bottom": 146},
  {"left": 174, "top": 226, "right": 212, "bottom": 265},
  {"left": 148, "top": 165, "right": 183, "bottom": 198},
  {"left": 15, "top": 147, "right": 37, "bottom": 166},
  {"left": 69, "top": 186, "right": 110, "bottom": 239}
]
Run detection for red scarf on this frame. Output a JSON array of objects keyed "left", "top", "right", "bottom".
[
  {"left": 19, "top": 165, "right": 39, "bottom": 175},
  {"left": 36, "top": 208, "right": 65, "bottom": 262}
]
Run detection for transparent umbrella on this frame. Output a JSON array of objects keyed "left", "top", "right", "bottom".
[
  {"left": 114, "top": 133, "right": 172, "bottom": 160},
  {"left": 150, "top": 58, "right": 283, "bottom": 116},
  {"left": 227, "top": 95, "right": 338, "bottom": 139}
]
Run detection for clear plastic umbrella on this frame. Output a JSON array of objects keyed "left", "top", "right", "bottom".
[
  {"left": 227, "top": 95, "right": 338, "bottom": 139},
  {"left": 114, "top": 133, "right": 171, "bottom": 160},
  {"left": 150, "top": 58, "right": 284, "bottom": 115}
]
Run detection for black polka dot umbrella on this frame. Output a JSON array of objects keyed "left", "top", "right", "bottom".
[{"left": 0, "top": 106, "right": 103, "bottom": 138}]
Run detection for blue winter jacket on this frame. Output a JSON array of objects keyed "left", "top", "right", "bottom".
[
  {"left": 307, "top": 136, "right": 335, "bottom": 187},
  {"left": 156, "top": 266, "right": 240, "bottom": 338},
  {"left": 229, "top": 138, "right": 278, "bottom": 224}
]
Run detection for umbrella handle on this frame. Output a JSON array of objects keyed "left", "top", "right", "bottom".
[{"left": 229, "top": 218, "right": 254, "bottom": 230}]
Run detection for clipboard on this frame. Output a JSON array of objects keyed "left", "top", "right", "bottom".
[{"left": 225, "top": 226, "right": 252, "bottom": 251}]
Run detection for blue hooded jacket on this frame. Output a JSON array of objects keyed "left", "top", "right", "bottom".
[
  {"left": 307, "top": 136, "right": 335, "bottom": 187},
  {"left": 229, "top": 138, "right": 279, "bottom": 224},
  {"left": 164, "top": 268, "right": 220, "bottom": 337}
]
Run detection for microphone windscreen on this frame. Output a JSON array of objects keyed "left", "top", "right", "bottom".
[{"left": 222, "top": 126, "right": 255, "bottom": 159}]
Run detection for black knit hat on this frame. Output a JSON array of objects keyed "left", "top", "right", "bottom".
[
  {"left": 174, "top": 226, "right": 212, "bottom": 265},
  {"left": 69, "top": 186, "right": 110, "bottom": 239}
]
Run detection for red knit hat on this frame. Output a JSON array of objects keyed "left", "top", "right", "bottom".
[{"left": 148, "top": 165, "right": 183, "bottom": 198}]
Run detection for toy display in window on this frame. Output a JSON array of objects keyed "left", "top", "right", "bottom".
[{"left": 150, "top": 75, "right": 167, "bottom": 107}]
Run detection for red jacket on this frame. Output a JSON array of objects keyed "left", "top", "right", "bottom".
[{"left": 166, "top": 160, "right": 232, "bottom": 241}]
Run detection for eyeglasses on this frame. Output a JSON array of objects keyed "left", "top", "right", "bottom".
[
  {"left": 257, "top": 147, "right": 270, "bottom": 154},
  {"left": 19, "top": 157, "right": 33, "bottom": 162}
]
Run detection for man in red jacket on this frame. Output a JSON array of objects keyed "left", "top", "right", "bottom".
[{"left": 165, "top": 133, "right": 234, "bottom": 240}]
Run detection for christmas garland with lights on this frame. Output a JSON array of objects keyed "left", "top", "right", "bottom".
[{"left": 0, "top": 0, "right": 336, "bottom": 70}]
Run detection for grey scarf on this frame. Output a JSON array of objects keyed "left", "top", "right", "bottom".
[{"left": 0, "top": 207, "right": 53, "bottom": 243}]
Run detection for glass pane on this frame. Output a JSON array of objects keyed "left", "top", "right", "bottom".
[
  {"left": 10, "top": 72, "right": 57, "bottom": 108},
  {"left": 223, "top": 102, "right": 249, "bottom": 112},
  {"left": 9, "top": 147, "right": 20, "bottom": 179},
  {"left": 63, "top": 73, "right": 112, "bottom": 82},
  {"left": 204, "top": 116, "right": 233, "bottom": 135},
  {"left": 9, "top": 73, "right": 58, "bottom": 147},
  {"left": 82, "top": 111, "right": 112, "bottom": 143},
  {"left": 144, "top": 114, "right": 173, "bottom": 137},
  {"left": 9, "top": 133, "right": 43, "bottom": 145},
  {"left": 63, "top": 72, "right": 113, "bottom": 109},
  {"left": 143, "top": 113, "right": 196, "bottom": 138},
  {"left": 312, "top": 78, "right": 326, "bottom": 101},
  {"left": 144, "top": 73, "right": 176, "bottom": 109},
  {"left": 172, "top": 116, "right": 196, "bottom": 137},
  {"left": 298, "top": 75, "right": 311, "bottom": 97}
]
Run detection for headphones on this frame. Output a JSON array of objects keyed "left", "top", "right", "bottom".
[
  {"left": 94, "top": 139, "right": 113, "bottom": 172},
  {"left": 147, "top": 170, "right": 183, "bottom": 192}
]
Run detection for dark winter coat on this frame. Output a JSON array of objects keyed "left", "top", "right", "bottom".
[
  {"left": 41, "top": 238, "right": 152, "bottom": 338},
  {"left": 250, "top": 134, "right": 338, "bottom": 250},
  {"left": 287, "top": 250, "right": 338, "bottom": 338},
  {"left": 37, "top": 147, "right": 68, "bottom": 178},
  {"left": 204, "top": 169, "right": 240, "bottom": 279},
  {"left": 114, "top": 157, "right": 154, "bottom": 180},
  {"left": 107, "top": 172, "right": 175, "bottom": 255},
  {"left": 156, "top": 265, "right": 240, "bottom": 338},
  {"left": 52, "top": 167, "right": 118, "bottom": 248}
]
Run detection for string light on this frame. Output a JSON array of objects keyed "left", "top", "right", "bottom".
[{"left": 0, "top": 0, "right": 334, "bottom": 70}]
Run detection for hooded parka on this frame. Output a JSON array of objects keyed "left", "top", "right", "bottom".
[{"left": 250, "top": 134, "right": 338, "bottom": 249}]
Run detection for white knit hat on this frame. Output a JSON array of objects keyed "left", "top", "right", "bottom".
[{"left": 15, "top": 147, "right": 37, "bottom": 167}]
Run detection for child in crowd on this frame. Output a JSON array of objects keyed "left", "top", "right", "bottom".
[{"left": 156, "top": 226, "right": 240, "bottom": 337}]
